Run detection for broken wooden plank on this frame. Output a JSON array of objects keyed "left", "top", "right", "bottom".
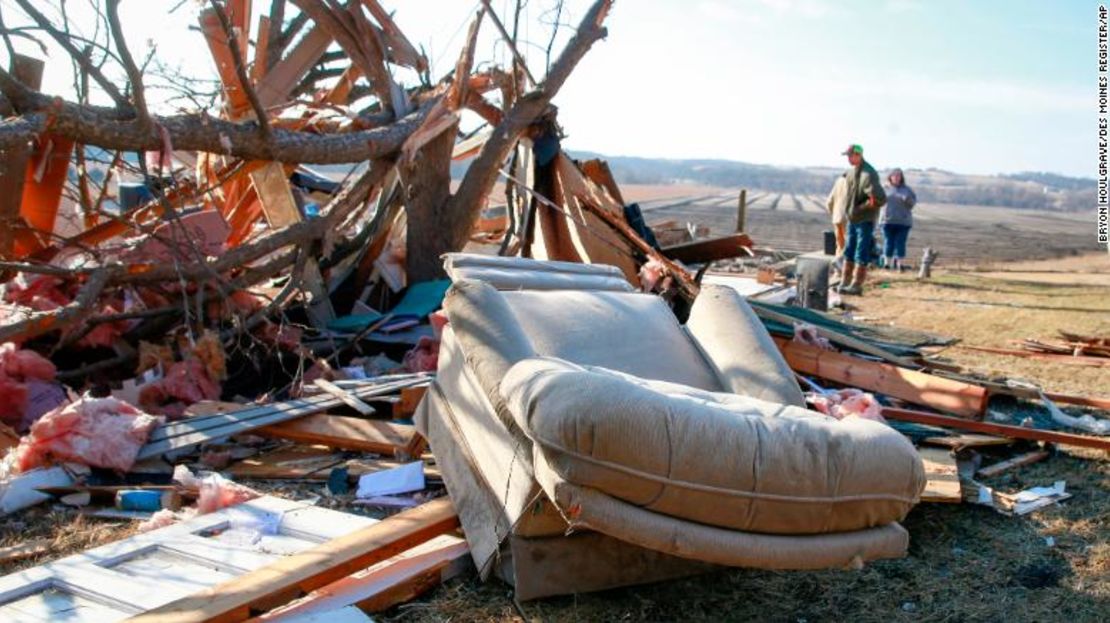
[
  {"left": 922, "top": 433, "right": 1013, "bottom": 450},
  {"left": 661, "top": 233, "right": 754, "bottom": 265},
  {"left": 129, "top": 498, "right": 459, "bottom": 623},
  {"left": 975, "top": 450, "right": 1051, "bottom": 479},
  {"left": 776, "top": 338, "right": 989, "bottom": 418},
  {"left": 138, "top": 376, "right": 428, "bottom": 459},
  {"left": 396, "top": 385, "right": 428, "bottom": 419},
  {"left": 313, "top": 379, "right": 376, "bottom": 416},
  {"left": 226, "top": 445, "right": 441, "bottom": 482},
  {"left": 256, "top": 414, "right": 424, "bottom": 458},
  {"left": 882, "top": 407, "right": 1110, "bottom": 452},
  {"left": 258, "top": 535, "right": 469, "bottom": 619},
  {"left": 918, "top": 447, "right": 962, "bottom": 504}
]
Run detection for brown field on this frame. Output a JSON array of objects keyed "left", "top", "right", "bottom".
[{"left": 628, "top": 184, "right": 1101, "bottom": 266}]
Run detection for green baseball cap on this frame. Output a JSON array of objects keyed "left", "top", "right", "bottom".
[{"left": 841, "top": 144, "right": 863, "bottom": 155}]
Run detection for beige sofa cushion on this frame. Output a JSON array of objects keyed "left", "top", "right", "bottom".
[
  {"left": 503, "top": 357, "right": 925, "bottom": 535},
  {"left": 500, "top": 289, "right": 723, "bottom": 392},
  {"left": 532, "top": 448, "right": 911, "bottom": 569},
  {"left": 686, "top": 284, "right": 806, "bottom": 406},
  {"left": 442, "top": 253, "right": 634, "bottom": 292}
]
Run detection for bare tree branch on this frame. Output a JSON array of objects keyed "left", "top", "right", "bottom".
[
  {"left": 446, "top": 0, "right": 612, "bottom": 251},
  {"left": 0, "top": 70, "right": 433, "bottom": 164},
  {"left": 12, "top": 0, "right": 130, "bottom": 109},
  {"left": 105, "top": 0, "right": 150, "bottom": 127}
]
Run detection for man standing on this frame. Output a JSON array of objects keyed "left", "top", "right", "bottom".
[
  {"left": 837, "top": 144, "right": 886, "bottom": 295},
  {"left": 825, "top": 174, "right": 849, "bottom": 257}
]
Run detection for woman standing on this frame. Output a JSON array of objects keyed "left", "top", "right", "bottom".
[{"left": 880, "top": 168, "right": 917, "bottom": 272}]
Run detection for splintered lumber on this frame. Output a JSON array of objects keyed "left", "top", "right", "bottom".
[
  {"left": 128, "top": 498, "right": 459, "bottom": 623},
  {"left": 397, "top": 385, "right": 428, "bottom": 419},
  {"left": 923, "top": 433, "right": 1012, "bottom": 450},
  {"left": 256, "top": 414, "right": 424, "bottom": 458},
  {"left": 660, "top": 233, "right": 753, "bottom": 265},
  {"left": 313, "top": 379, "right": 376, "bottom": 416},
  {"left": 137, "top": 376, "right": 428, "bottom": 459},
  {"left": 258, "top": 535, "right": 469, "bottom": 619},
  {"left": 227, "top": 445, "right": 442, "bottom": 482},
  {"left": 775, "top": 338, "right": 988, "bottom": 418},
  {"left": 883, "top": 407, "right": 1110, "bottom": 452},
  {"left": 918, "top": 447, "right": 962, "bottom": 504},
  {"left": 975, "top": 450, "right": 1051, "bottom": 479}
]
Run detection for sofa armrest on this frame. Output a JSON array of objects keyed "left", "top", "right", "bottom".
[
  {"left": 685, "top": 285, "right": 806, "bottom": 407},
  {"left": 442, "top": 280, "right": 538, "bottom": 428}
]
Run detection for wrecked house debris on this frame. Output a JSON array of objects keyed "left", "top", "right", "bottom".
[{"left": 0, "top": 1, "right": 1106, "bottom": 621}]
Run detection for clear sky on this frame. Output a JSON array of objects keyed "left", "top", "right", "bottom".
[{"left": 9, "top": 0, "right": 1094, "bottom": 177}]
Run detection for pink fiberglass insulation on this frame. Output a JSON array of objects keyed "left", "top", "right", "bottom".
[
  {"left": 0, "top": 343, "right": 59, "bottom": 429},
  {"left": 402, "top": 336, "right": 439, "bottom": 373},
  {"left": 173, "top": 465, "right": 260, "bottom": 514},
  {"left": 10, "top": 396, "right": 162, "bottom": 473},
  {"left": 138, "top": 358, "right": 221, "bottom": 418},
  {"left": 808, "top": 388, "right": 885, "bottom": 423}
]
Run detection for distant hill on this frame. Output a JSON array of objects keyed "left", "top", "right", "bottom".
[{"left": 561, "top": 152, "right": 1094, "bottom": 212}]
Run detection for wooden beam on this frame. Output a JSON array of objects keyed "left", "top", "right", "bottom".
[
  {"left": 776, "top": 338, "right": 988, "bottom": 418},
  {"left": 255, "top": 24, "right": 333, "bottom": 109},
  {"left": 661, "top": 233, "right": 754, "bottom": 265},
  {"left": 975, "top": 450, "right": 1051, "bottom": 478},
  {"left": 882, "top": 407, "right": 1110, "bottom": 452},
  {"left": 256, "top": 536, "right": 469, "bottom": 619},
  {"left": 127, "top": 498, "right": 459, "bottom": 623},
  {"left": 313, "top": 378, "right": 376, "bottom": 416},
  {"left": 256, "top": 413, "right": 424, "bottom": 457}
]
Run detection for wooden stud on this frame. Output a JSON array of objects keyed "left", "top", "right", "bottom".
[
  {"left": 313, "top": 379, "right": 376, "bottom": 416},
  {"left": 256, "top": 414, "right": 424, "bottom": 458},
  {"left": 975, "top": 450, "right": 1051, "bottom": 479},
  {"left": 776, "top": 338, "right": 988, "bottom": 418},
  {"left": 883, "top": 407, "right": 1110, "bottom": 452}
]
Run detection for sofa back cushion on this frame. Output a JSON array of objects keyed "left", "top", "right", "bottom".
[{"left": 500, "top": 289, "right": 723, "bottom": 392}]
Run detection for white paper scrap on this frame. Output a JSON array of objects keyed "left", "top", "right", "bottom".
[{"left": 356, "top": 461, "right": 425, "bottom": 498}]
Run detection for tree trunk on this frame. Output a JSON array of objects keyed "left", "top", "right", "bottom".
[{"left": 404, "top": 121, "right": 459, "bottom": 282}]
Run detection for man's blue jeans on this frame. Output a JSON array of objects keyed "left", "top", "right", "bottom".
[{"left": 843, "top": 220, "right": 876, "bottom": 265}]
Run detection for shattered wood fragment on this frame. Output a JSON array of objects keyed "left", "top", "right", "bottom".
[
  {"left": 256, "top": 414, "right": 424, "bottom": 458},
  {"left": 975, "top": 450, "right": 1051, "bottom": 479},
  {"left": 313, "top": 379, "right": 376, "bottom": 416},
  {"left": 661, "top": 233, "right": 754, "bottom": 265}
]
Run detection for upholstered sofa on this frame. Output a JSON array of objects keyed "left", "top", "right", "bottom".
[{"left": 417, "top": 255, "right": 925, "bottom": 599}]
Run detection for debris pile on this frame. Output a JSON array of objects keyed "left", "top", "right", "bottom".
[{"left": 0, "top": 0, "right": 1106, "bottom": 620}]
